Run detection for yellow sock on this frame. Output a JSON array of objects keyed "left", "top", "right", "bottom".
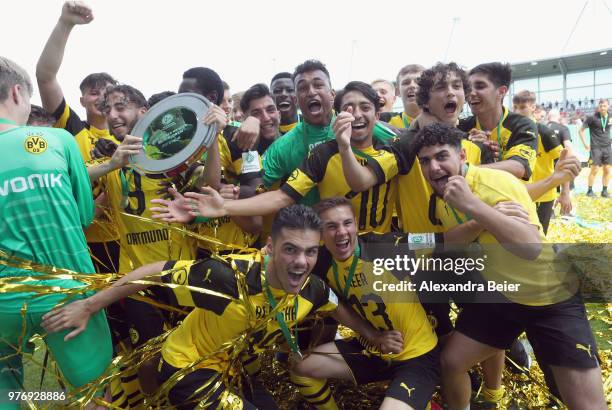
[
  {"left": 290, "top": 373, "right": 338, "bottom": 410},
  {"left": 109, "top": 373, "right": 129, "bottom": 408},
  {"left": 482, "top": 385, "right": 504, "bottom": 403}
]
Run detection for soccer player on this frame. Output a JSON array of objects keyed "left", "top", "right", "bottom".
[
  {"left": 459, "top": 62, "right": 538, "bottom": 181},
  {"left": 220, "top": 81, "right": 234, "bottom": 119},
  {"left": 240, "top": 83, "right": 281, "bottom": 153},
  {"left": 512, "top": 90, "right": 571, "bottom": 233},
  {"left": 412, "top": 122, "right": 606, "bottom": 410},
  {"left": 88, "top": 85, "right": 196, "bottom": 272},
  {"left": 534, "top": 104, "right": 547, "bottom": 124},
  {"left": 27, "top": 104, "right": 55, "bottom": 126},
  {"left": 341, "top": 62, "right": 483, "bottom": 234},
  {"left": 36, "top": 1, "right": 121, "bottom": 274},
  {"left": 579, "top": 98, "right": 611, "bottom": 197},
  {"left": 547, "top": 109, "right": 573, "bottom": 155},
  {"left": 270, "top": 72, "right": 299, "bottom": 135},
  {"left": 380, "top": 64, "right": 425, "bottom": 128},
  {"left": 232, "top": 91, "right": 245, "bottom": 122},
  {"left": 0, "top": 56, "right": 112, "bottom": 409},
  {"left": 177, "top": 68, "right": 263, "bottom": 257},
  {"left": 239, "top": 60, "right": 397, "bottom": 207},
  {"left": 148, "top": 90, "right": 176, "bottom": 108},
  {"left": 291, "top": 197, "right": 439, "bottom": 410},
  {"left": 371, "top": 78, "right": 397, "bottom": 113},
  {"left": 152, "top": 81, "right": 401, "bottom": 235},
  {"left": 41, "top": 205, "right": 401, "bottom": 409},
  {"left": 87, "top": 84, "right": 198, "bottom": 402}
]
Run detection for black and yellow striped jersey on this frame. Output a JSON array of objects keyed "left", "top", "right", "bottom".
[
  {"left": 159, "top": 252, "right": 339, "bottom": 372},
  {"left": 533, "top": 122, "right": 562, "bottom": 202},
  {"left": 458, "top": 107, "right": 538, "bottom": 181},
  {"left": 51, "top": 98, "right": 120, "bottom": 243},
  {"left": 387, "top": 126, "right": 486, "bottom": 233},
  {"left": 280, "top": 140, "right": 400, "bottom": 234},
  {"left": 380, "top": 111, "right": 415, "bottom": 129},
  {"left": 314, "top": 232, "right": 437, "bottom": 361},
  {"left": 197, "top": 126, "right": 263, "bottom": 254},
  {"left": 104, "top": 169, "right": 195, "bottom": 273}
]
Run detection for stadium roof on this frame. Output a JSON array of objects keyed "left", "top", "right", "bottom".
[{"left": 512, "top": 48, "right": 612, "bottom": 79}]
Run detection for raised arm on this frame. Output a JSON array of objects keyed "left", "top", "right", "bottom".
[
  {"left": 36, "top": 1, "right": 94, "bottom": 112},
  {"left": 335, "top": 109, "right": 379, "bottom": 192}
]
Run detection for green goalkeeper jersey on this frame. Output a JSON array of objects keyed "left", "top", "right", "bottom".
[{"left": 0, "top": 125, "right": 95, "bottom": 312}]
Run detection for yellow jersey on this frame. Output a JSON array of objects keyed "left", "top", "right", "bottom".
[
  {"left": 388, "top": 126, "right": 484, "bottom": 233},
  {"left": 314, "top": 232, "right": 437, "bottom": 361},
  {"left": 458, "top": 107, "right": 538, "bottom": 182},
  {"left": 434, "top": 166, "right": 577, "bottom": 305},
  {"left": 52, "top": 98, "right": 120, "bottom": 243},
  {"left": 281, "top": 140, "right": 400, "bottom": 233},
  {"left": 160, "top": 253, "right": 339, "bottom": 372},
  {"left": 533, "top": 122, "right": 562, "bottom": 202},
  {"left": 104, "top": 169, "right": 195, "bottom": 273},
  {"left": 197, "top": 129, "right": 262, "bottom": 254}
]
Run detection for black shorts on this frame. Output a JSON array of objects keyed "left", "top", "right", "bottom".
[
  {"left": 590, "top": 145, "right": 611, "bottom": 166},
  {"left": 335, "top": 338, "right": 440, "bottom": 409},
  {"left": 158, "top": 359, "right": 259, "bottom": 410},
  {"left": 536, "top": 200, "right": 554, "bottom": 235},
  {"left": 123, "top": 285, "right": 188, "bottom": 348},
  {"left": 455, "top": 294, "right": 599, "bottom": 369},
  {"left": 421, "top": 302, "right": 454, "bottom": 337}
]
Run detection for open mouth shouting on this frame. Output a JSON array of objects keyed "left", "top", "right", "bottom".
[
  {"left": 336, "top": 238, "right": 351, "bottom": 252},
  {"left": 444, "top": 101, "right": 458, "bottom": 114},
  {"left": 334, "top": 236, "right": 354, "bottom": 260},
  {"left": 287, "top": 269, "right": 307, "bottom": 289},
  {"left": 431, "top": 174, "right": 450, "bottom": 194},
  {"left": 307, "top": 99, "right": 323, "bottom": 116},
  {"left": 277, "top": 100, "right": 292, "bottom": 111}
]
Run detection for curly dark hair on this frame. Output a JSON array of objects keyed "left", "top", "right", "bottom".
[
  {"left": 416, "top": 62, "right": 469, "bottom": 111},
  {"left": 334, "top": 81, "right": 380, "bottom": 113},
  {"left": 98, "top": 84, "right": 148, "bottom": 112},
  {"left": 409, "top": 122, "right": 467, "bottom": 157}
]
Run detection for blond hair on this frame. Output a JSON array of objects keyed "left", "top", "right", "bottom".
[{"left": 0, "top": 57, "right": 33, "bottom": 101}]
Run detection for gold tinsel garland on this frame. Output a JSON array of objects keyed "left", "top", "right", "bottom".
[{"left": 5, "top": 194, "right": 611, "bottom": 408}]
